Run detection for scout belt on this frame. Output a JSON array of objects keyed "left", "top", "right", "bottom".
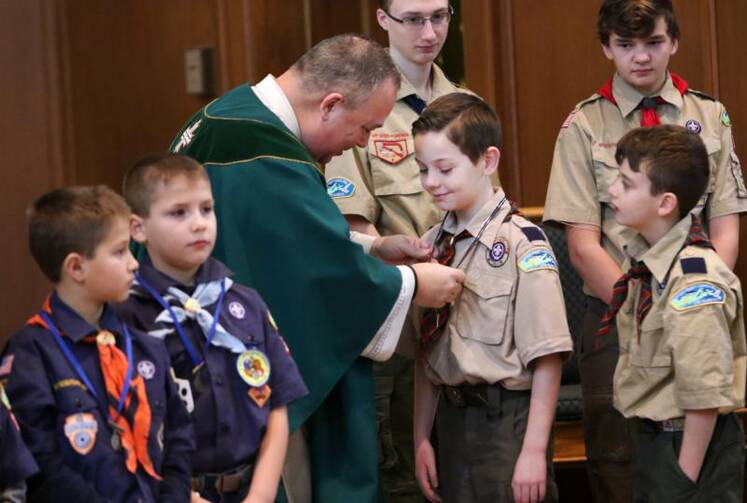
[
  {"left": 442, "top": 383, "right": 529, "bottom": 409},
  {"left": 192, "top": 460, "right": 255, "bottom": 494}
]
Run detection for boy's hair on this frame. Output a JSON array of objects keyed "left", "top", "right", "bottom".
[
  {"left": 123, "top": 153, "right": 208, "bottom": 217},
  {"left": 615, "top": 125, "right": 708, "bottom": 218},
  {"left": 378, "top": 0, "right": 392, "bottom": 9},
  {"left": 597, "top": 0, "right": 680, "bottom": 45},
  {"left": 411, "top": 93, "right": 501, "bottom": 164},
  {"left": 28, "top": 185, "right": 131, "bottom": 283}
]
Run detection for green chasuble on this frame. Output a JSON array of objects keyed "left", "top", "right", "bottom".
[{"left": 170, "top": 84, "right": 402, "bottom": 502}]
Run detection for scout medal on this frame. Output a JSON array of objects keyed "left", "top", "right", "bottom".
[{"left": 237, "top": 349, "right": 272, "bottom": 407}]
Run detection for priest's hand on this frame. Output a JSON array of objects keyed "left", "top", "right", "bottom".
[
  {"left": 411, "top": 262, "right": 465, "bottom": 307},
  {"left": 371, "top": 234, "right": 432, "bottom": 264}
]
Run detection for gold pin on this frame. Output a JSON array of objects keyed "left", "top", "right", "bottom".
[
  {"left": 184, "top": 298, "right": 201, "bottom": 313},
  {"left": 96, "top": 331, "right": 116, "bottom": 346}
]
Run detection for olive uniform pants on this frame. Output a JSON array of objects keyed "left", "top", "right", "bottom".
[
  {"left": 435, "top": 383, "right": 558, "bottom": 503},
  {"left": 632, "top": 413, "right": 744, "bottom": 502},
  {"left": 581, "top": 297, "right": 634, "bottom": 503}
]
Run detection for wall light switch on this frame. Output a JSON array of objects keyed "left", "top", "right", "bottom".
[{"left": 184, "top": 47, "right": 214, "bottom": 96}]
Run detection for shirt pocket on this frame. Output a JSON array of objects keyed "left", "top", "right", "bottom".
[
  {"left": 703, "top": 137, "right": 721, "bottom": 196},
  {"left": 454, "top": 274, "right": 514, "bottom": 345},
  {"left": 629, "top": 315, "right": 671, "bottom": 368},
  {"left": 368, "top": 136, "right": 422, "bottom": 196},
  {"left": 591, "top": 145, "right": 619, "bottom": 204}
]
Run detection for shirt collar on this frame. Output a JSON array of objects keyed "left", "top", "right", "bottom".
[
  {"left": 396, "top": 63, "right": 451, "bottom": 103},
  {"left": 252, "top": 74, "right": 301, "bottom": 137},
  {"left": 48, "top": 292, "right": 121, "bottom": 343},
  {"left": 135, "top": 255, "right": 232, "bottom": 295},
  {"left": 625, "top": 216, "right": 692, "bottom": 284},
  {"left": 612, "top": 72, "right": 684, "bottom": 118},
  {"left": 442, "top": 188, "right": 510, "bottom": 248}
]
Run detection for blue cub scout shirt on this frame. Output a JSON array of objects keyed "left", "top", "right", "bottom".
[
  {"left": 115, "top": 256, "right": 308, "bottom": 474},
  {"left": 0, "top": 386, "right": 39, "bottom": 489},
  {"left": 4, "top": 294, "right": 194, "bottom": 503}
]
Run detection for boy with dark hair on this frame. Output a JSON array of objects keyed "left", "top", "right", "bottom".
[
  {"left": 543, "top": 1, "right": 747, "bottom": 500},
  {"left": 412, "top": 93, "right": 572, "bottom": 503},
  {"left": 3, "top": 185, "right": 194, "bottom": 502},
  {"left": 604, "top": 124, "right": 746, "bottom": 501},
  {"left": 118, "top": 153, "right": 308, "bottom": 503}
]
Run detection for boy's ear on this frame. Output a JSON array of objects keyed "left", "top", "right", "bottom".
[
  {"left": 482, "top": 147, "right": 501, "bottom": 175},
  {"left": 130, "top": 214, "right": 147, "bottom": 244},
  {"left": 601, "top": 43, "right": 614, "bottom": 61},
  {"left": 376, "top": 8, "right": 389, "bottom": 31},
  {"left": 657, "top": 192, "right": 679, "bottom": 218},
  {"left": 61, "top": 252, "right": 87, "bottom": 284}
]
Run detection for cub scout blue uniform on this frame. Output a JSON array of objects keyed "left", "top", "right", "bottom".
[
  {"left": 0, "top": 385, "right": 38, "bottom": 494},
  {"left": 115, "top": 257, "right": 308, "bottom": 486},
  {"left": 4, "top": 294, "right": 195, "bottom": 503}
]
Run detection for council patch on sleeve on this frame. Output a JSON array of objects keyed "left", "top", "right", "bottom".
[
  {"left": 326, "top": 177, "right": 356, "bottom": 198},
  {"left": 518, "top": 248, "right": 558, "bottom": 273},
  {"left": 670, "top": 282, "right": 725, "bottom": 311}
]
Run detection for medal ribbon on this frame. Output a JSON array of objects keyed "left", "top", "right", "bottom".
[
  {"left": 37, "top": 311, "right": 161, "bottom": 479},
  {"left": 135, "top": 275, "right": 236, "bottom": 366}
]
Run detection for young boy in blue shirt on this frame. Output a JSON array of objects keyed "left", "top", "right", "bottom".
[
  {"left": 0, "top": 384, "right": 38, "bottom": 502},
  {"left": 603, "top": 124, "right": 746, "bottom": 501},
  {"left": 117, "top": 153, "right": 308, "bottom": 503},
  {"left": 412, "top": 93, "right": 572, "bottom": 503},
  {"left": 4, "top": 185, "right": 195, "bottom": 502}
]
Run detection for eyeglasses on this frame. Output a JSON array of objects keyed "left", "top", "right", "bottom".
[{"left": 383, "top": 5, "right": 454, "bottom": 29}]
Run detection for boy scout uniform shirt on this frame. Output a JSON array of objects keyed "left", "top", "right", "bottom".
[
  {"left": 613, "top": 217, "right": 747, "bottom": 421},
  {"left": 544, "top": 72, "right": 747, "bottom": 287},
  {"left": 4, "top": 293, "right": 195, "bottom": 503},
  {"left": 325, "top": 64, "right": 464, "bottom": 238},
  {"left": 421, "top": 189, "right": 573, "bottom": 389},
  {"left": 0, "top": 386, "right": 38, "bottom": 490},
  {"left": 115, "top": 256, "right": 308, "bottom": 475}
]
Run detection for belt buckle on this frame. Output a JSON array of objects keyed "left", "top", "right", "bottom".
[
  {"left": 659, "top": 419, "right": 684, "bottom": 432},
  {"left": 444, "top": 386, "right": 465, "bottom": 407}
]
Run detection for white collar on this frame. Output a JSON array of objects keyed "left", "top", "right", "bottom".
[{"left": 251, "top": 74, "right": 301, "bottom": 137}]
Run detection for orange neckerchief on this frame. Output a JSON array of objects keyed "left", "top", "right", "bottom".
[{"left": 28, "top": 296, "right": 161, "bottom": 480}]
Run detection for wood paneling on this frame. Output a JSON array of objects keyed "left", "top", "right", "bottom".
[
  {"left": 60, "top": 1, "right": 218, "bottom": 190},
  {"left": 714, "top": 0, "right": 747, "bottom": 291},
  {"left": 0, "top": 0, "right": 65, "bottom": 345}
]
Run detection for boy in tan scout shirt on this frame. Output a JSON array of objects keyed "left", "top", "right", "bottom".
[
  {"left": 603, "top": 125, "right": 746, "bottom": 502},
  {"left": 412, "top": 93, "right": 572, "bottom": 503},
  {"left": 325, "top": 1, "right": 471, "bottom": 499},
  {"left": 543, "top": 1, "right": 747, "bottom": 500}
]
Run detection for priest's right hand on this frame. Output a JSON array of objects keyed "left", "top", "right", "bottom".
[{"left": 410, "top": 262, "right": 465, "bottom": 308}]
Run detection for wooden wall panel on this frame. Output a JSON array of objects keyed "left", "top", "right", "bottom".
[
  {"left": 714, "top": 0, "right": 747, "bottom": 290},
  {"left": 60, "top": 0, "right": 219, "bottom": 190},
  {"left": 0, "top": 1, "right": 65, "bottom": 345}
]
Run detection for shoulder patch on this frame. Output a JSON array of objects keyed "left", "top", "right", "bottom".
[
  {"left": 722, "top": 110, "right": 732, "bottom": 128},
  {"left": 670, "top": 282, "right": 725, "bottom": 311},
  {"left": 326, "top": 177, "right": 356, "bottom": 198},
  {"left": 521, "top": 227, "right": 546, "bottom": 242},
  {"left": 686, "top": 89, "right": 716, "bottom": 102},
  {"left": 518, "top": 248, "right": 558, "bottom": 273},
  {"left": 680, "top": 257, "right": 707, "bottom": 274}
]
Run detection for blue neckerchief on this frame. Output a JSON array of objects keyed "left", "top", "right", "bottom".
[{"left": 134, "top": 274, "right": 245, "bottom": 367}]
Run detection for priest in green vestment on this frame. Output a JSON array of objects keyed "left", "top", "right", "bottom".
[{"left": 169, "top": 34, "right": 465, "bottom": 503}]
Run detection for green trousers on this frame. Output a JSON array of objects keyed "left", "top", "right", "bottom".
[
  {"left": 581, "top": 297, "right": 634, "bottom": 503},
  {"left": 435, "top": 384, "right": 558, "bottom": 503},
  {"left": 632, "top": 413, "right": 745, "bottom": 502}
]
